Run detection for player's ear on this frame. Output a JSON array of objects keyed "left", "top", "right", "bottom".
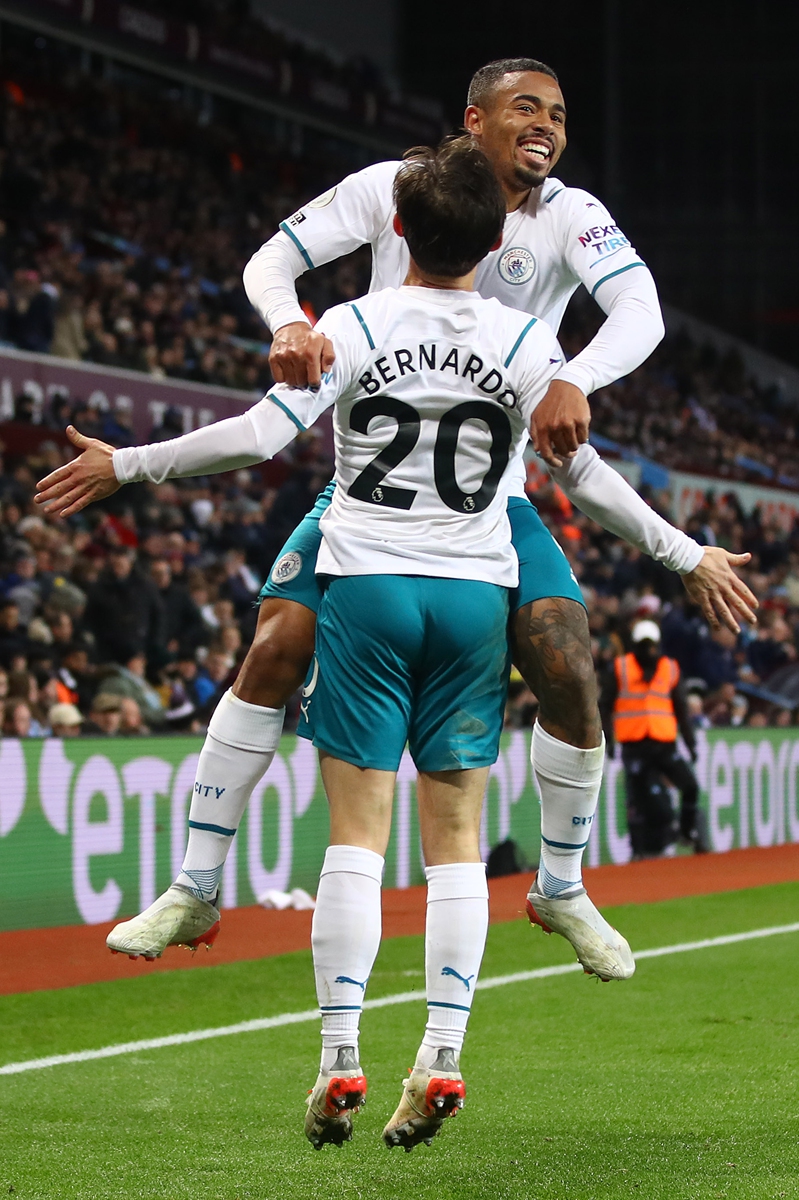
[
  {"left": 491, "top": 235, "right": 503, "bottom": 251},
  {"left": 392, "top": 213, "right": 403, "bottom": 237},
  {"left": 463, "top": 106, "right": 481, "bottom": 136}
]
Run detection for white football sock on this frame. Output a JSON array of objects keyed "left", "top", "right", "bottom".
[
  {"left": 416, "top": 862, "right": 489, "bottom": 1069},
  {"left": 312, "top": 844, "right": 384, "bottom": 1071},
  {"left": 532, "top": 721, "right": 605, "bottom": 898},
  {"left": 175, "top": 690, "right": 284, "bottom": 901}
]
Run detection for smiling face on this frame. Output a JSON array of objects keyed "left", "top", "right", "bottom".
[{"left": 464, "top": 71, "right": 567, "bottom": 206}]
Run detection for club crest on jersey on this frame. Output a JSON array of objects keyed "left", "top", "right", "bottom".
[
  {"left": 271, "top": 551, "right": 302, "bottom": 584},
  {"left": 498, "top": 246, "right": 535, "bottom": 285}
]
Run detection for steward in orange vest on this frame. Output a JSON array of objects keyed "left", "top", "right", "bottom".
[{"left": 600, "top": 620, "right": 703, "bottom": 857}]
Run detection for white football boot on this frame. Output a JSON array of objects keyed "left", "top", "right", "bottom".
[
  {"left": 107, "top": 884, "right": 220, "bottom": 961},
  {"left": 526, "top": 874, "right": 635, "bottom": 982},
  {"left": 383, "top": 1049, "right": 465, "bottom": 1152},
  {"left": 304, "top": 1047, "right": 367, "bottom": 1149}
]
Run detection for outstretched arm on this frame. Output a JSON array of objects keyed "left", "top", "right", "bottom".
[
  {"left": 35, "top": 399, "right": 303, "bottom": 518},
  {"left": 548, "top": 443, "right": 758, "bottom": 632}
]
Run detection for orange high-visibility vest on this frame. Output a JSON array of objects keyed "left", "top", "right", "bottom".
[{"left": 613, "top": 653, "right": 679, "bottom": 743}]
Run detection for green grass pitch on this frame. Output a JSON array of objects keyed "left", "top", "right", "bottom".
[{"left": 1, "top": 883, "right": 798, "bottom": 1200}]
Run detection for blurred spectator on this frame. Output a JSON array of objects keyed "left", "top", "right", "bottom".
[
  {"left": 118, "top": 696, "right": 149, "bottom": 736},
  {"left": 747, "top": 612, "right": 796, "bottom": 681},
  {"left": 0, "top": 600, "right": 28, "bottom": 668},
  {"left": 84, "top": 547, "right": 164, "bottom": 668},
  {"left": 149, "top": 559, "right": 206, "bottom": 659},
  {"left": 194, "top": 648, "right": 234, "bottom": 712},
  {"left": 8, "top": 269, "right": 55, "bottom": 353},
  {"left": 4, "top": 698, "right": 35, "bottom": 737},
  {"left": 49, "top": 702, "right": 83, "bottom": 737},
  {"left": 55, "top": 643, "right": 96, "bottom": 712},
  {"left": 83, "top": 693, "right": 123, "bottom": 736},
  {"left": 692, "top": 627, "right": 740, "bottom": 692},
  {"left": 97, "top": 652, "right": 165, "bottom": 728}
]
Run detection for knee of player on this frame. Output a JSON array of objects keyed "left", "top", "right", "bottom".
[{"left": 250, "top": 620, "right": 314, "bottom": 681}]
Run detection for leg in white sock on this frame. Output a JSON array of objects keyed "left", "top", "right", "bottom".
[
  {"left": 417, "top": 862, "right": 489, "bottom": 1068},
  {"left": 312, "top": 844, "right": 384, "bottom": 1071},
  {"left": 176, "top": 689, "right": 284, "bottom": 900},
  {"left": 532, "top": 721, "right": 605, "bottom": 899}
]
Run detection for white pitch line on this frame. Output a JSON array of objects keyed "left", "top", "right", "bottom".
[{"left": 2, "top": 921, "right": 798, "bottom": 1078}]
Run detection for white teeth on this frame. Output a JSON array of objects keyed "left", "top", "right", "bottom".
[{"left": 520, "top": 142, "right": 550, "bottom": 160}]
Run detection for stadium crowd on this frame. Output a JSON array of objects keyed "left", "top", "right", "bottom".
[{"left": 0, "top": 27, "right": 371, "bottom": 396}]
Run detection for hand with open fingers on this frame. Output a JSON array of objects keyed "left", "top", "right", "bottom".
[
  {"left": 681, "top": 546, "right": 759, "bottom": 634},
  {"left": 34, "top": 425, "right": 119, "bottom": 518},
  {"left": 268, "top": 321, "right": 336, "bottom": 389},
  {"left": 531, "top": 379, "right": 591, "bottom": 468}
]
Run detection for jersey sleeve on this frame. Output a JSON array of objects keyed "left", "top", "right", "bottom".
[
  {"left": 264, "top": 303, "right": 366, "bottom": 429},
  {"left": 548, "top": 443, "right": 704, "bottom": 573},
  {"left": 113, "top": 402, "right": 303, "bottom": 485},
  {"left": 558, "top": 189, "right": 646, "bottom": 300},
  {"left": 551, "top": 189, "right": 665, "bottom": 395},
  {"left": 506, "top": 317, "right": 564, "bottom": 422},
  {"left": 243, "top": 161, "right": 398, "bottom": 332}
]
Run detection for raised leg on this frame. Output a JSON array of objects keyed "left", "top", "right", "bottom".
[
  {"left": 106, "top": 599, "right": 317, "bottom": 960},
  {"left": 512, "top": 597, "right": 634, "bottom": 981}
]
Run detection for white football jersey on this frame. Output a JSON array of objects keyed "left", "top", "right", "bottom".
[
  {"left": 270, "top": 286, "right": 562, "bottom": 587},
  {"left": 279, "top": 160, "right": 645, "bottom": 347},
  {"left": 270, "top": 161, "right": 651, "bottom": 497}
]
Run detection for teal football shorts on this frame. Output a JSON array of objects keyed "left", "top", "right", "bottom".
[
  {"left": 296, "top": 574, "right": 511, "bottom": 772},
  {"left": 258, "top": 485, "right": 585, "bottom": 615}
]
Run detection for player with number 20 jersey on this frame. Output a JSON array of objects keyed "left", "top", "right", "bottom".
[{"left": 270, "top": 284, "right": 562, "bottom": 770}]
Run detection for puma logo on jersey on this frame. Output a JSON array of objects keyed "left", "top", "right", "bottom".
[
  {"left": 335, "top": 975, "right": 367, "bottom": 990},
  {"left": 441, "top": 966, "right": 475, "bottom": 991}
]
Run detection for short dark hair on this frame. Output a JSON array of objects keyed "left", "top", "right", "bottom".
[
  {"left": 467, "top": 58, "right": 559, "bottom": 109},
  {"left": 394, "top": 138, "right": 505, "bottom": 278}
]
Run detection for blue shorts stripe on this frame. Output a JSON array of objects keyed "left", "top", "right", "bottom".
[
  {"left": 279, "top": 220, "right": 314, "bottom": 269},
  {"left": 188, "top": 819, "right": 236, "bottom": 837},
  {"left": 428, "top": 1000, "right": 472, "bottom": 1013}
]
